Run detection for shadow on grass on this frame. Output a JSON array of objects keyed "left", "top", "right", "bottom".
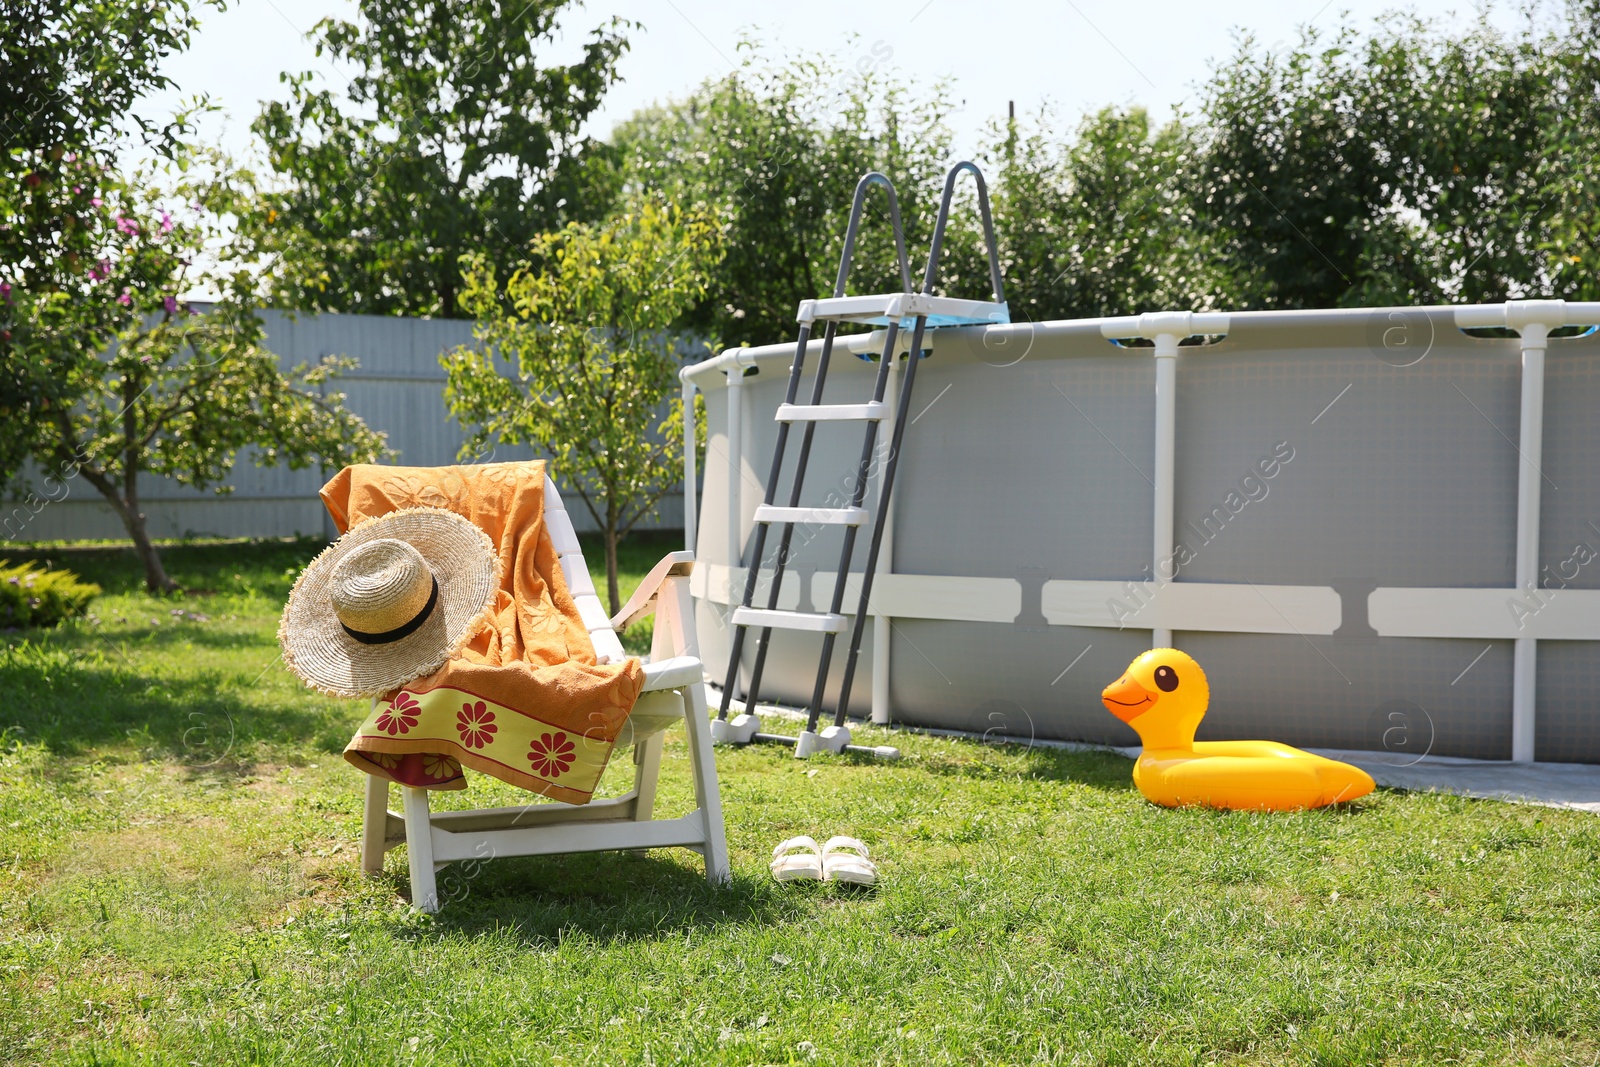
[
  {"left": 0, "top": 642, "right": 348, "bottom": 760},
  {"left": 411, "top": 852, "right": 792, "bottom": 947},
  {"left": 3, "top": 530, "right": 684, "bottom": 598},
  {"left": 51, "top": 619, "right": 289, "bottom": 653},
  {"left": 917, "top": 741, "right": 1139, "bottom": 792},
  {"left": 1, "top": 538, "right": 325, "bottom": 598}
]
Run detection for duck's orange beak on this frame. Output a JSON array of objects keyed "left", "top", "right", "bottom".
[{"left": 1101, "top": 675, "right": 1158, "bottom": 722}]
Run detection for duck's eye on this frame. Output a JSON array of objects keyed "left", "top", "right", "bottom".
[{"left": 1154, "top": 665, "right": 1179, "bottom": 692}]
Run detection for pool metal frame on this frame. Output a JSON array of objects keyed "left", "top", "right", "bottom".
[{"left": 681, "top": 300, "right": 1600, "bottom": 764}]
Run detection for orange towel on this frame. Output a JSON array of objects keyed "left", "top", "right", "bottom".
[{"left": 326, "top": 461, "right": 644, "bottom": 804}]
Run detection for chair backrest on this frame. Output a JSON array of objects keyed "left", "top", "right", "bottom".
[{"left": 543, "top": 476, "right": 628, "bottom": 664}]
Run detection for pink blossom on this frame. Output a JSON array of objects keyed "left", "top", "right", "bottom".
[
  {"left": 88, "top": 259, "right": 109, "bottom": 281},
  {"left": 117, "top": 289, "right": 132, "bottom": 306},
  {"left": 72, "top": 185, "right": 81, "bottom": 194},
  {"left": 159, "top": 211, "right": 173, "bottom": 233},
  {"left": 115, "top": 216, "right": 139, "bottom": 236},
  {"left": 163, "top": 296, "right": 177, "bottom": 314},
  {"left": 90, "top": 197, "right": 101, "bottom": 208}
]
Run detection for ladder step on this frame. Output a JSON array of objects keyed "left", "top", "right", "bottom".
[
  {"left": 797, "top": 293, "right": 1010, "bottom": 328},
  {"left": 776, "top": 401, "right": 887, "bottom": 422},
  {"left": 753, "top": 505, "right": 869, "bottom": 526},
  {"left": 732, "top": 607, "right": 848, "bottom": 633}
]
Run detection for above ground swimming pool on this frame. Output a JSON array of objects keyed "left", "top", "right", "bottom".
[{"left": 680, "top": 302, "right": 1600, "bottom": 764}]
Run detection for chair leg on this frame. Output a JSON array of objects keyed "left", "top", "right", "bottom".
[
  {"left": 401, "top": 786, "right": 439, "bottom": 913},
  {"left": 681, "top": 682, "right": 731, "bottom": 885},
  {"left": 360, "top": 773, "right": 390, "bottom": 875},
  {"left": 632, "top": 732, "right": 665, "bottom": 823}
]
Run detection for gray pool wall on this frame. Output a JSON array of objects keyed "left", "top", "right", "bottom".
[{"left": 688, "top": 308, "right": 1600, "bottom": 763}]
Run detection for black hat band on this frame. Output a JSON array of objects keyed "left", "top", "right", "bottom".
[{"left": 340, "top": 576, "right": 439, "bottom": 645}]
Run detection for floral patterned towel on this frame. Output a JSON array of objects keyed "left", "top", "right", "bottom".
[{"left": 324, "top": 461, "right": 644, "bottom": 805}]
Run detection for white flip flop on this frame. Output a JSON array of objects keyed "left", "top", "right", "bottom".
[
  {"left": 770, "top": 836, "right": 824, "bottom": 882},
  {"left": 820, "top": 836, "right": 878, "bottom": 886}
]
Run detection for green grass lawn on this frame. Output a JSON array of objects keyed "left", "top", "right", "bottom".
[{"left": 3, "top": 538, "right": 1600, "bottom": 1065}]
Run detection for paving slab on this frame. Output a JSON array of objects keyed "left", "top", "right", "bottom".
[
  {"left": 708, "top": 687, "right": 1600, "bottom": 813},
  {"left": 1313, "top": 748, "right": 1600, "bottom": 813}
]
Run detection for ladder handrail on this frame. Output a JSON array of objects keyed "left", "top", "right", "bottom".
[
  {"left": 921, "top": 161, "right": 1006, "bottom": 304},
  {"left": 742, "top": 176, "right": 910, "bottom": 711},
  {"left": 716, "top": 162, "right": 1008, "bottom": 755},
  {"left": 717, "top": 172, "right": 911, "bottom": 723},
  {"left": 826, "top": 162, "right": 1005, "bottom": 731},
  {"left": 833, "top": 172, "right": 914, "bottom": 298}
]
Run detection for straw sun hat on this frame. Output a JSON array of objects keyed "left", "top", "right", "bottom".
[{"left": 279, "top": 508, "right": 500, "bottom": 698}]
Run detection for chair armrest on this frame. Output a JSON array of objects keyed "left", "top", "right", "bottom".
[
  {"left": 640, "top": 654, "right": 704, "bottom": 692},
  {"left": 610, "top": 550, "right": 695, "bottom": 631}
]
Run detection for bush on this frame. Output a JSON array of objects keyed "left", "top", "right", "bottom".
[{"left": 0, "top": 560, "right": 101, "bottom": 629}]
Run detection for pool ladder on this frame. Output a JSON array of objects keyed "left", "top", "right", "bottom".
[{"left": 709, "top": 162, "right": 1009, "bottom": 758}]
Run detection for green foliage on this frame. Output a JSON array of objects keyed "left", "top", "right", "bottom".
[
  {"left": 2, "top": 2, "right": 388, "bottom": 593},
  {"left": 1195, "top": 12, "right": 1600, "bottom": 310},
  {"left": 444, "top": 199, "right": 722, "bottom": 612},
  {"left": 0, "top": 0, "right": 219, "bottom": 485},
  {"left": 1195, "top": 25, "right": 1397, "bottom": 309},
  {"left": 49, "top": 168, "right": 389, "bottom": 488},
  {"left": 245, "top": 0, "right": 631, "bottom": 318},
  {"left": 982, "top": 105, "right": 1226, "bottom": 322},
  {"left": 0, "top": 0, "right": 211, "bottom": 159},
  {"left": 612, "top": 42, "right": 1226, "bottom": 336},
  {"left": 12, "top": 150, "right": 390, "bottom": 593},
  {"left": 611, "top": 17, "right": 1600, "bottom": 338},
  {"left": 0, "top": 560, "right": 99, "bottom": 628},
  {"left": 613, "top": 41, "right": 964, "bottom": 349}
]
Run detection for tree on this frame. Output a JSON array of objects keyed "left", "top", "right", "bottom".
[
  {"left": 246, "top": 0, "right": 631, "bottom": 318},
  {"left": 17, "top": 154, "right": 391, "bottom": 591},
  {"left": 1194, "top": 24, "right": 1401, "bottom": 310},
  {"left": 1, "top": 0, "right": 218, "bottom": 486},
  {"left": 612, "top": 43, "right": 963, "bottom": 350},
  {"left": 1194, "top": 13, "right": 1600, "bottom": 309},
  {"left": 2, "top": 1, "right": 388, "bottom": 591},
  {"left": 1361, "top": 13, "right": 1588, "bottom": 304},
  {"left": 981, "top": 105, "right": 1227, "bottom": 321},
  {"left": 1534, "top": 0, "right": 1600, "bottom": 301},
  {"left": 443, "top": 200, "right": 722, "bottom": 614},
  {"left": 605, "top": 16, "right": 1600, "bottom": 342},
  {"left": 610, "top": 43, "right": 1228, "bottom": 341}
]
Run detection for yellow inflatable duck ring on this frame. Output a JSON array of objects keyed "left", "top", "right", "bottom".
[{"left": 1101, "top": 649, "right": 1375, "bottom": 811}]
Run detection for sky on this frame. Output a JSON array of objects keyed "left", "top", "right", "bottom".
[{"left": 150, "top": 0, "right": 1547, "bottom": 166}]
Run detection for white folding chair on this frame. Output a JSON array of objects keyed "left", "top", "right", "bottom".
[{"left": 357, "top": 475, "right": 730, "bottom": 911}]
